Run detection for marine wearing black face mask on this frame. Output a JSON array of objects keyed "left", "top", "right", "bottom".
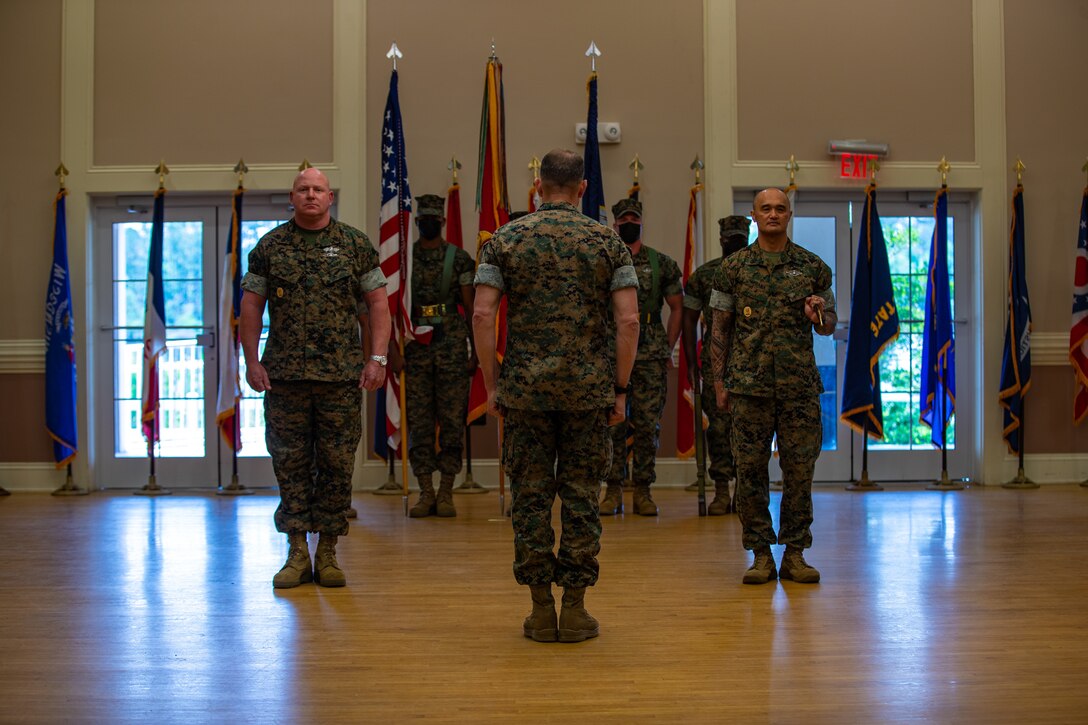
[
  {"left": 617, "top": 222, "right": 642, "bottom": 245},
  {"left": 418, "top": 217, "right": 442, "bottom": 241}
]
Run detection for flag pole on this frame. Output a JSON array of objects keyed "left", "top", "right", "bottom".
[
  {"left": 926, "top": 159, "right": 963, "bottom": 491},
  {"left": 137, "top": 162, "right": 171, "bottom": 496},
  {"left": 219, "top": 164, "right": 252, "bottom": 496},
  {"left": 1082, "top": 159, "right": 1088, "bottom": 488},
  {"left": 846, "top": 173, "right": 884, "bottom": 493},
  {"left": 49, "top": 165, "right": 88, "bottom": 496},
  {"left": 498, "top": 414, "right": 507, "bottom": 516},
  {"left": 1003, "top": 161, "right": 1038, "bottom": 489}
]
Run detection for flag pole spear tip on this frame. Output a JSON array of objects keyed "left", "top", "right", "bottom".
[
  {"left": 155, "top": 159, "right": 169, "bottom": 189},
  {"left": 1015, "top": 158, "right": 1025, "bottom": 185},
  {"left": 786, "top": 154, "right": 798, "bottom": 185},
  {"left": 629, "top": 155, "right": 644, "bottom": 183},
  {"left": 869, "top": 158, "right": 880, "bottom": 186},
  {"left": 585, "top": 41, "right": 601, "bottom": 72},
  {"left": 234, "top": 158, "right": 248, "bottom": 188},
  {"left": 448, "top": 155, "right": 461, "bottom": 183},
  {"left": 690, "top": 155, "right": 704, "bottom": 184},
  {"left": 937, "top": 156, "right": 951, "bottom": 187},
  {"left": 490, "top": 39, "right": 497, "bottom": 60},
  {"left": 298, "top": 159, "right": 312, "bottom": 172},
  {"left": 386, "top": 42, "right": 402, "bottom": 70},
  {"left": 55, "top": 162, "right": 68, "bottom": 190},
  {"left": 529, "top": 156, "right": 541, "bottom": 181}
]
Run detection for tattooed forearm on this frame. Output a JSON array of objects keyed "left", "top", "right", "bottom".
[{"left": 711, "top": 309, "right": 734, "bottom": 383}]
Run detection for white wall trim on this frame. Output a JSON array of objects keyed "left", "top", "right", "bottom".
[
  {"left": 0, "top": 463, "right": 72, "bottom": 492},
  {"left": 0, "top": 340, "right": 46, "bottom": 374}
]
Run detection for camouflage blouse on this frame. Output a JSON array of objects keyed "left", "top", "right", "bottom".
[
  {"left": 242, "top": 218, "right": 385, "bottom": 382},
  {"left": 709, "top": 240, "right": 834, "bottom": 397},
  {"left": 475, "top": 201, "right": 637, "bottom": 410}
]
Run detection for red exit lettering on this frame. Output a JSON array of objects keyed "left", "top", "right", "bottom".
[{"left": 839, "top": 153, "right": 878, "bottom": 179}]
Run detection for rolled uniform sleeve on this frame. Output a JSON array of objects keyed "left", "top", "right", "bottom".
[
  {"left": 241, "top": 242, "right": 269, "bottom": 297},
  {"left": 709, "top": 289, "right": 734, "bottom": 313},
  {"left": 611, "top": 264, "right": 638, "bottom": 291},
  {"left": 475, "top": 243, "right": 505, "bottom": 291}
]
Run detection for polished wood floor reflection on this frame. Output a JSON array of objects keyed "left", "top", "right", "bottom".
[{"left": 1, "top": 485, "right": 1087, "bottom": 723}]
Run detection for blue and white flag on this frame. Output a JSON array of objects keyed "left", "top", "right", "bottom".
[
  {"left": 919, "top": 186, "right": 956, "bottom": 447},
  {"left": 45, "top": 189, "right": 78, "bottom": 466},
  {"left": 840, "top": 184, "right": 899, "bottom": 439}
]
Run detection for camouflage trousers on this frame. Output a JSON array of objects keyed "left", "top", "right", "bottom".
[
  {"left": 503, "top": 408, "right": 611, "bottom": 588},
  {"left": 265, "top": 380, "right": 361, "bottom": 537},
  {"left": 605, "top": 357, "right": 667, "bottom": 486},
  {"left": 404, "top": 336, "right": 470, "bottom": 478},
  {"left": 700, "top": 368, "right": 736, "bottom": 485},
  {"left": 730, "top": 393, "right": 821, "bottom": 551}
]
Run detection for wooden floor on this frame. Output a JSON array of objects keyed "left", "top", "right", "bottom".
[{"left": 2, "top": 485, "right": 1087, "bottom": 724}]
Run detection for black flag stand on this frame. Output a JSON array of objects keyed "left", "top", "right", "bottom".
[
  {"left": 846, "top": 419, "right": 883, "bottom": 491},
  {"left": 0, "top": 486, "right": 9, "bottom": 496},
  {"left": 52, "top": 462, "right": 88, "bottom": 496},
  {"left": 926, "top": 426, "right": 963, "bottom": 490},
  {"left": 1002, "top": 401, "right": 1038, "bottom": 489},
  {"left": 455, "top": 423, "right": 489, "bottom": 494},
  {"left": 135, "top": 438, "right": 171, "bottom": 496}
]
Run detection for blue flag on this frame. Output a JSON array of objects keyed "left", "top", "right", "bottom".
[
  {"left": 999, "top": 185, "right": 1032, "bottom": 453},
  {"left": 919, "top": 186, "right": 956, "bottom": 447},
  {"left": 582, "top": 72, "right": 606, "bottom": 224},
  {"left": 840, "top": 185, "right": 899, "bottom": 439},
  {"left": 45, "top": 190, "right": 78, "bottom": 467}
]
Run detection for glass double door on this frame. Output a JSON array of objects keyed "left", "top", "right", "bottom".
[
  {"left": 94, "top": 197, "right": 290, "bottom": 489},
  {"left": 733, "top": 193, "right": 974, "bottom": 483}
]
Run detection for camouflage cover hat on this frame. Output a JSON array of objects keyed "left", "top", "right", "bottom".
[
  {"left": 415, "top": 194, "right": 445, "bottom": 218},
  {"left": 719, "top": 215, "right": 751, "bottom": 238},
  {"left": 611, "top": 197, "right": 642, "bottom": 220}
]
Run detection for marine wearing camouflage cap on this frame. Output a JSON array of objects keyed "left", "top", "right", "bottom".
[
  {"left": 415, "top": 194, "right": 445, "bottom": 218},
  {"left": 611, "top": 197, "right": 642, "bottom": 220},
  {"left": 718, "top": 215, "right": 751, "bottom": 238}
]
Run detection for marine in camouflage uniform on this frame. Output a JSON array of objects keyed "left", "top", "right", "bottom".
[
  {"left": 399, "top": 194, "right": 477, "bottom": 519},
  {"left": 709, "top": 188, "right": 835, "bottom": 585},
  {"left": 473, "top": 149, "right": 639, "bottom": 643},
  {"left": 600, "top": 197, "right": 684, "bottom": 517},
  {"left": 681, "top": 215, "right": 751, "bottom": 515},
  {"left": 240, "top": 168, "right": 390, "bottom": 589}
]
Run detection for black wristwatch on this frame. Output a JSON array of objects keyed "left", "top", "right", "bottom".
[{"left": 614, "top": 383, "right": 629, "bottom": 395}]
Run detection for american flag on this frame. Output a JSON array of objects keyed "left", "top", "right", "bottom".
[
  {"left": 1070, "top": 189, "right": 1088, "bottom": 423},
  {"left": 376, "top": 69, "right": 425, "bottom": 455},
  {"left": 676, "top": 182, "right": 704, "bottom": 459}
]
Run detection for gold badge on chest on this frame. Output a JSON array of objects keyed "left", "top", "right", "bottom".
[
  {"left": 277, "top": 288, "right": 284, "bottom": 298},
  {"left": 743, "top": 306, "right": 752, "bottom": 318}
]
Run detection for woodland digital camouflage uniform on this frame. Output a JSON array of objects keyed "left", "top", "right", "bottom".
[
  {"left": 682, "top": 254, "right": 736, "bottom": 486},
  {"left": 475, "top": 200, "right": 636, "bottom": 587},
  {"left": 710, "top": 240, "right": 834, "bottom": 550},
  {"left": 242, "top": 218, "right": 385, "bottom": 536},
  {"left": 404, "top": 240, "right": 476, "bottom": 478},
  {"left": 604, "top": 244, "right": 682, "bottom": 488}
]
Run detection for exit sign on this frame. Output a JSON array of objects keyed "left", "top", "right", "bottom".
[{"left": 839, "top": 153, "right": 878, "bottom": 179}]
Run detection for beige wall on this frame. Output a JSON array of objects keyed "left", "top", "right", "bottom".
[
  {"left": 1004, "top": 0, "right": 1088, "bottom": 453},
  {"left": 736, "top": 0, "right": 974, "bottom": 164},
  {"left": 94, "top": 0, "right": 333, "bottom": 166},
  {"left": 3, "top": 0, "right": 1088, "bottom": 483}
]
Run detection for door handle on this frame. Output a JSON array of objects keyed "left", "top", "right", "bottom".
[{"left": 195, "top": 332, "right": 215, "bottom": 348}]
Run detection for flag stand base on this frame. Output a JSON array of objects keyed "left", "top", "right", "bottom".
[
  {"left": 846, "top": 471, "right": 884, "bottom": 491},
  {"left": 1081, "top": 479, "right": 1088, "bottom": 488},
  {"left": 1002, "top": 467, "right": 1039, "bottom": 489},
  {"left": 454, "top": 473, "right": 489, "bottom": 494},
  {"left": 684, "top": 480, "right": 700, "bottom": 492},
  {"left": 217, "top": 475, "right": 254, "bottom": 496},
  {"left": 373, "top": 473, "right": 402, "bottom": 495},
  {"left": 926, "top": 470, "right": 964, "bottom": 491},
  {"left": 0, "top": 486, "right": 10, "bottom": 496},
  {"left": 134, "top": 475, "right": 171, "bottom": 496},
  {"left": 52, "top": 472, "right": 89, "bottom": 497}
]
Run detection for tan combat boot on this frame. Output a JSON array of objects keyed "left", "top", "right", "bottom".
[
  {"left": 558, "top": 587, "right": 599, "bottom": 643},
  {"left": 779, "top": 546, "right": 820, "bottom": 583},
  {"left": 435, "top": 474, "right": 457, "bottom": 517},
  {"left": 409, "top": 474, "right": 436, "bottom": 518},
  {"left": 272, "top": 531, "right": 312, "bottom": 589},
  {"left": 742, "top": 546, "right": 778, "bottom": 585},
  {"left": 523, "top": 584, "right": 558, "bottom": 642},
  {"left": 707, "top": 480, "right": 732, "bottom": 516},
  {"left": 632, "top": 486, "right": 658, "bottom": 516},
  {"left": 599, "top": 482, "right": 624, "bottom": 515},
  {"left": 313, "top": 533, "right": 346, "bottom": 587}
]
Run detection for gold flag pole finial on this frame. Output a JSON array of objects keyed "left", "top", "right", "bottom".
[
  {"left": 387, "top": 42, "right": 403, "bottom": 71},
  {"left": 690, "top": 155, "right": 704, "bottom": 185},
  {"left": 155, "top": 160, "right": 169, "bottom": 190},
  {"left": 234, "top": 158, "right": 248, "bottom": 189},
  {"left": 1015, "top": 158, "right": 1025, "bottom": 185},
  {"left": 298, "top": 159, "right": 313, "bottom": 172},
  {"left": 55, "top": 163, "right": 69, "bottom": 191},
  {"left": 937, "top": 156, "right": 951, "bottom": 187},
  {"left": 869, "top": 158, "right": 881, "bottom": 186},
  {"left": 585, "top": 41, "right": 601, "bottom": 73},
  {"left": 786, "top": 154, "right": 799, "bottom": 186},
  {"left": 528, "top": 156, "right": 541, "bottom": 182},
  {"left": 490, "top": 39, "right": 497, "bottom": 61},
  {"left": 629, "top": 155, "right": 644, "bottom": 185},
  {"left": 448, "top": 156, "right": 462, "bottom": 184}
]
